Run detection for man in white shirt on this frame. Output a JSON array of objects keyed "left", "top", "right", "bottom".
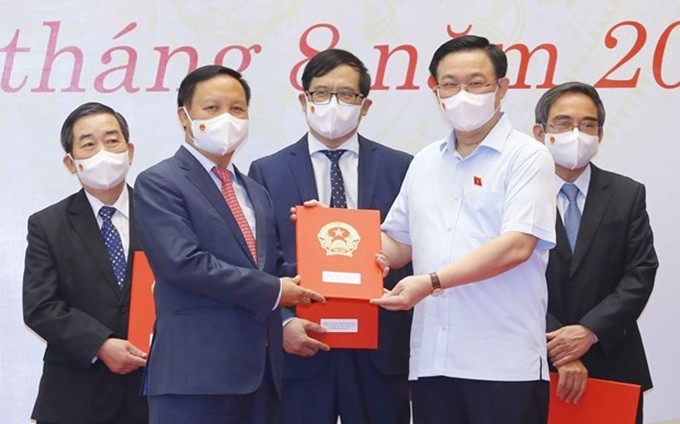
[
  {"left": 533, "top": 81, "right": 656, "bottom": 424},
  {"left": 372, "top": 35, "right": 556, "bottom": 424}
]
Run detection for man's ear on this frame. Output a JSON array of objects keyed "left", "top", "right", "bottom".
[
  {"left": 360, "top": 98, "right": 372, "bottom": 117},
  {"left": 496, "top": 77, "right": 510, "bottom": 102},
  {"left": 126, "top": 142, "right": 135, "bottom": 164},
  {"left": 177, "top": 106, "right": 190, "bottom": 130},
  {"left": 63, "top": 154, "right": 76, "bottom": 174},
  {"left": 533, "top": 124, "right": 546, "bottom": 143},
  {"left": 298, "top": 93, "right": 307, "bottom": 113}
]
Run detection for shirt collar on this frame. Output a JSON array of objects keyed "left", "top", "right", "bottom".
[
  {"left": 440, "top": 113, "right": 511, "bottom": 157},
  {"left": 183, "top": 142, "right": 235, "bottom": 174},
  {"left": 554, "top": 164, "right": 592, "bottom": 198},
  {"left": 85, "top": 185, "right": 130, "bottom": 219},
  {"left": 307, "top": 131, "right": 360, "bottom": 156}
]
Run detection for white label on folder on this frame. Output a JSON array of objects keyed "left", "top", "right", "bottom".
[
  {"left": 322, "top": 271, "right": 361, "bottom": 285},
  {"left": 320, "top": 318, "right": 359, "bottom": 333}
]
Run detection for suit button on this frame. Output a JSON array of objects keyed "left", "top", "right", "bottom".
[{"left": 120, "top": 306, "right": 129, "bottom": 314}]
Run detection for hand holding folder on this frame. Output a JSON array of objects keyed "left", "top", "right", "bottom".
[
  {"left": 295, "top": 205, "right": 383, "bottom": 349},
  {"left": 548, "top": 372, "right": 641, "bottom": 424}
]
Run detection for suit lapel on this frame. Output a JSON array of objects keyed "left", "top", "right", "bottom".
[
  {"left": 236, "top": 166, "right": 264, "bottom": 268},
  {"left": 570, "top": 165, "right": 611, "bottom": 276},
  {"left": 178, "top": 147, "right": 255, "bottom": 266},
  {"left": 554, "top": 211, "right": 573, "bottom": 262},
  {"left": 357, "top": 136, "right": 378, "bottom": 209},
  {"left": 288, "top": 136, "right": 320, "bottom": 203},
  {"left": 69, "top": 190, "right": 122, "bottom": 297},
  {"left": 124, "top": 185, "right": 136, "bottom": 303}
]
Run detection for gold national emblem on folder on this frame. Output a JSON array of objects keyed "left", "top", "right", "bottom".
[{"left": 317, "top": 221, "right": 361, "bottom": 257}]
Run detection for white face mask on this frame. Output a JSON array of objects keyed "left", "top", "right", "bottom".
[
  {"left": 305, "top": 97, "right": 362, "bottom": 140},
  {"left": 183, "top": 107, "right": 249, "bottom": 156},
  {"left": 71, "top": 150, "right": 130, "bottom": 190},
  {"left": 439, "top": 89, "right": 497, "bottom": 132},
  {"left": 544, "top": 128, "right": 599, "bottom": 170}
]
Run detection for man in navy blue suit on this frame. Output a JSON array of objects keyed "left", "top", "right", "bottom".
[
  {"left": 249, "top": 49, "right": 413, "bottom": 424},
  {"left": 134, "top": 65, "right": 324, "bottom": 424}
]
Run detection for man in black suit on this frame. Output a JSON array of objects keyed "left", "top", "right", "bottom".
[
  {"left": 23, "top": 102, "right": 148, "bottom": 424},
  {"left": 249, "top": 49, "right": 413, "bottom": 424},
  {"left": 533, "top": 82, "right": 657, "bottom": 424}
]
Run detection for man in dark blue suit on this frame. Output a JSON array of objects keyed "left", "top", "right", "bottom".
[
  {"left": 249, "top": 49, "right": 413, "bottom": 424},
  {"left": 134, "top": 65, "right": 324, "bottom": 424}
]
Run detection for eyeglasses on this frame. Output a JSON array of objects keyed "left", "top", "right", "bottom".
[
  {"left": 546, "top": 119, "right": 601, "bottom": 135},
  {"left": 306, "top": 90, "right": 364, "bottom": 106},
  {"left": 435, "top": 79, "right": 498, "bottom": 98}
]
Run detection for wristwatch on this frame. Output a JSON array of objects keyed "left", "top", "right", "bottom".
[{"left": 430, "top": 272, "right": 443, "bottom": 297}]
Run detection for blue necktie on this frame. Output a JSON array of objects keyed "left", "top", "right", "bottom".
[
  {"left": 99, "top": 206, "right": 126, "bottom": 290},
  {"left": 561, "top": 183, "right": 581, "bottom": 253},
  {"left": 321, "top": 149, "right": 348, "bottom": 209}
]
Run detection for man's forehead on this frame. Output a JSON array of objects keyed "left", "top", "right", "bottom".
[
  {"left": 549, "top": 93, "right": 599, "bottom": 115},
  {"left": 310, "top": 66, "right": 360, "bottom": 86},
  {"left": 73, "top": 113, "right": 120, "bottom": 132},
  {"left": 193, "top": 74, "right": 246, "bottom": 98},
  {"left": 437, "top": 50, "right": 495, "bottom": 78}
]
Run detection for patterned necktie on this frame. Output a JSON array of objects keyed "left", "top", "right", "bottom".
[
  {"left": 321, "top": 149, "right": 348, "bottom": 209},
  {"left": 212, "top": 167, "right": 257, "bottom": 262},
  {"left": 561, "top": 183, "right": 582, "bottom": 253},
  {"left": 98, "top": 206, "right": 126, "bottom": 290}
]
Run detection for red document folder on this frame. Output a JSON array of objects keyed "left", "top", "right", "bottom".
[
  {"left": 548, "top": 372, "right": 641, "bottom": 424},
  {"left": 127, "top": 251, "right": 156, "bottom": 353},
  {"left": 295, "top": 206, "right": 383, "bottom": 349}
]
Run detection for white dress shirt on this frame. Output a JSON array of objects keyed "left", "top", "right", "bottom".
[
  {"left": 382, "top": 115, "right": 556, "bottom": 382},
  {"left": 307, "top": 132, "right": 359, "bottom": 209}
]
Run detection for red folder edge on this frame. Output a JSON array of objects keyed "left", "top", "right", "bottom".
[
  {"left": 127, "top": 251, "right": 156, "bottom": 353},
  {"left": 548, "top": 372, "right": 641, "bottom": 424},
  {"left": 295, "top": 206, "right": 383, "bottom": 349}
]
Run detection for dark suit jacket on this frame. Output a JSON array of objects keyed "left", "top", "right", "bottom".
[
  {"left": 134, "top": 146, "right": 284, "bottom": 397},
  {"left": 546, "top": 164, "right": 657, "bottom": 390},
  {"left": 23, "top": 186, "right": 147, "bottom": 423},
  {"left": 248, "top": 134, "right": 413, "bottom": 378}
]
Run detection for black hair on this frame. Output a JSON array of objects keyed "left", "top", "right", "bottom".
[
  {"left": 428, "top": 35, "right": 507, "bottom": 81},
  {"left": 534, "top": 81, "right": 606, "bottom": 127},
  {"left": 177, "top": 65, "right": 251, "bottom": 107},
  {"left": 301, "top": 49, "right": 372, "bottom": 97},
  {"left": 60, "top": 102, "right": 129, "bottom": 154}
]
